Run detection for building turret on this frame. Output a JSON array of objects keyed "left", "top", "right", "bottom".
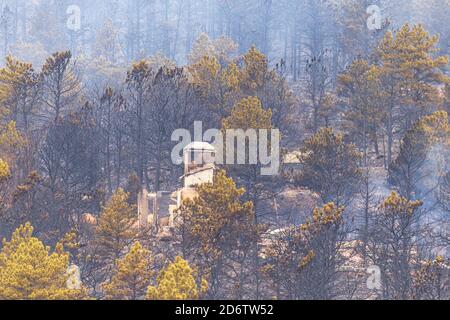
[
  {"left": 138, "top": 142, "right": 216, "bottom": 232},
  {"left": 182, "top": 142, "right": 215, "bottom": 188}
]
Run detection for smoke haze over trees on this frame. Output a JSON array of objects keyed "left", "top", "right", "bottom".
[{"left": 0, "top": 0, "right": 449, "bottom": 300}]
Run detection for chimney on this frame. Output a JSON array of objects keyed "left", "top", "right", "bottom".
[{"left": 137, "top": 187, "right": 149, "bottom": 229}]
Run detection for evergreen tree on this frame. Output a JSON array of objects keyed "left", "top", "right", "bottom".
[
  {"left": 338, "top": 59, "right": 382, "bottom": 160},
  {"left": 0, "top": 223, "right": 89, "bottom": 300},
  {"left": 0, "top": 82, "right": 24, "bottom": 226},
  {"left": 368, "top": 192, "right": 424, "bottom": 299},
  {"left": 0, "top": 55, "right": 41, "bottom": 135},
  {"left": 262, "top": 202, "right": 346, "bottom": 300},
  {"left": 146, "top": 256, "right": 207, "bottom": 300},
  {"left": 412, "top": 256, "right": 449, "bottom": 300},
  {"left": 389, "top": 111, "right": 449, "bottom": 200},
  {"left": 41, "top": 51, "right": 81, "bottom": 123},
  {"left": 104, "top": 242, "right": 152, "bottom": 300},
  {"left": 178, "top": 170, "right": 258, "bottom": 299},
  {"left": 94, "top": 188, "right": 138, "bottom": 265},
  {"left": 296, "top": 127, "right": 362, "bottom": 206},
  {"left": 377, "top": 24, "right": 449, "bottom": 165}
]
